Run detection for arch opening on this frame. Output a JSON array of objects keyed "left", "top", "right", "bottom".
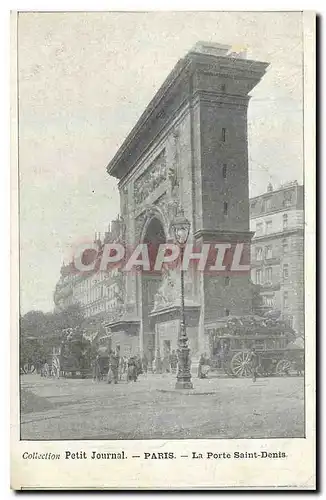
[{"left": 141, "top": 216, "right": 166, "bottom": 365}]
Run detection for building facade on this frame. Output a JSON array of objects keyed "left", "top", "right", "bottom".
[
  {"left": 250, "top": 181, "right": 304, "bottom": 336},
  {"left": 53, "top": 219, "right": 126, "bottom": 321}
]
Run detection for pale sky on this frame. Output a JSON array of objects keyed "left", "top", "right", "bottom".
[{"left": 18, "top": 11, "right": 304, "bottom": 313}]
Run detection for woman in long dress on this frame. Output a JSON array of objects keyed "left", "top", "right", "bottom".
[
  {"left": 127, "top": 356, "right": 138, "bottom": 382},
  {"left": 93, "top": 355, "right": 101, "bottom": 383}
]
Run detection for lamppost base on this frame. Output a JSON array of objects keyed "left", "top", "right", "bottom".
[{"left": 175, "top": 380, "right": 194, "bottom": 390}]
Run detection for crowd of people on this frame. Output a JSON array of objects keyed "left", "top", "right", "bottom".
[
  {"left": 92, "top": 349, "right": 180, "bottom": 384},
  {"left": 28, "top": 347, "right": 262, "bottom": 383},
  {"left": 92, "top": 352, "right": 145, "bottom": 384}
]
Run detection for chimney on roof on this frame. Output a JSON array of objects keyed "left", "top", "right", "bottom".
[
  {"left": 191, "top": 41, "right": 248, "bottom": 59},
  {"left": 267, "top": 182, "right": 273, "bottom": 192},
  {"left": 191, "top": 41, "right": 231, "bottom": 57}
]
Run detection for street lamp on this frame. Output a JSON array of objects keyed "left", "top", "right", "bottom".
[{"left": 171, "top": 209, "right": 193, "bottom": 389}]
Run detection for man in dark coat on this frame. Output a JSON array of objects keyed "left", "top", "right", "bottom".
[
  {"left": 93, "top": 355, "right": 101, "bottom": 383},
  {"left": 169, "top": 350, "right": 178, "bottom": 374},
  {"left": 141, "top": 354, "right": 148, "bottom": 374},
  {"left": 135, "top": 355, "right": 143, "bottom": 377},
  {"left": 249, "top": 347, "right": 259, "bottom": 382},
  {"left": 108, "top": 350, "right": 119, "bottom": 384}
]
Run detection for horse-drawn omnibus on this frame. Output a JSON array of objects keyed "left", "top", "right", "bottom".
[
  {"left": 59, "top": 328, "right": 92, "bottom": 378},
  {"left": 206, "top": 315, "right": 304, "bottom": 377}
]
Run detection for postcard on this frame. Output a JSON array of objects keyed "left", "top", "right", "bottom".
[{"left": 11, "top": 10, "right": 316, "bottom": 490}]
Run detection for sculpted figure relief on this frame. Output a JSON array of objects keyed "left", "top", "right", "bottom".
[{"left": 153, "top": 268, "right": 180, "bottom": 310}]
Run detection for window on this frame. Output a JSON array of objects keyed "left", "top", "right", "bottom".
[
  {"left": 256, "top": 269, "right": 262, "bottom": 285},
  {"left": 223, "top": 202, "right": 228, "bottom": 215},
  {"left": 286, "top": 315, "right": 294, "bottom": 327},
  {"left": 282, "top": 239, "right": 289, "bottom": 253},
  {"left": 221, "top": 128, "right": 226, "bottom": 142},
  {"left": 283, "top": 291, "right": 289, "bottom": 309},
  {"left": 225, "top": 309, "right": 230, "bottom": 317},
  {"left": 263, "top": 295, "right": 274, "bottom": 307},
  {"left": 265, "top": 267, "right": 273, "bottom": 282},
  {"left": 283, "top": 190, "right": 293, "bottom": 207},
  {"left": 283, "top": 214, "right": 288, "bottom": 230},
  {"left": 255, "top": 247, "right": 263, "bottom": 261},
  {"left": 222, "top": 164, "right": 227, "bottom": 179},
  {"left": 283, "top": 264, "right": 289, "bottom": 279},
  {"left": 256, "top": 223, "right": 263, "bottom": 236},
  {"left": 221, "top": 83, "right": 226, "bottom": 92},
  {"left": 262, "top": 197, "right": 272, "bottom": 212},
  {"left": 265, "top": 245, "right": 273, "bottom": 259},
  {"left": 265, "top": 220, "right": 272, "bottom": 234},
  {"left": 224, "top": 276, "right": 230, "bottom": 286}
]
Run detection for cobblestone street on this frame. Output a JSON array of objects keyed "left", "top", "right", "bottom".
[{"left": 20, "top": 374, "right": 305, "bottom": 440}]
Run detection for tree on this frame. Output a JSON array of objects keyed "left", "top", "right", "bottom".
[
  {"left": 20, "top": 310, "right": 48, "bottom": 339},
  {"left": 52, "top": 304, "right": 85, "bottom": 332},
  {"left": 19, "top": 303, "right": 85, "bottom": 369}
]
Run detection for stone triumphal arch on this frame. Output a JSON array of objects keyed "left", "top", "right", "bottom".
[{"left": 105, "top": 42, "right": 268, "bottom": 364}]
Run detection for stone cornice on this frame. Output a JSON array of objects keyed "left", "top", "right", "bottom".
[
  {"left": 105, "top": 318, "right": 140, "bottom": 334},
  {"left": 252, "top": 227, "right": 304, "bottom": 242},
  {"left": 192, "top": 90, "right": 250, "bottom": 109},
  {"left": 106, "top": 51, "right": 268, "bottom": 181},
  {"left": 194, "top": 229, "right": 255, "bottom": 242}
]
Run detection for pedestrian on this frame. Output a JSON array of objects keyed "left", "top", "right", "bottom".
[
  {"left": 249, "top": 347, "right": 259, "bottom": 382},
  {"left": 141, "top": 353, "right": 148, "bottom": 374},
  {"left": 135, "top": 355, "right": 143, "bottom": 377},
  {"left": 169, "top": 350, "right": 178, "bottom": 374},
  {"left": 119, "top": 356, "right": 127, "bottom": 381},
  {"left": 43, "top": 361, "right": 49, "bottom": 378},
  {"left": 93, "top": 355, "right": 101, "bottom": 383},
  {"left": 162, "top": 354, "right": 170, "bottom": 373},
  {"left": 127, "top": 356, "right": 138, "bottom": 382},
  {"left": 108, "top": 350, "right": 119, "bottom": 384},
  {"left": 36, "top": 359, "right": 42, "bottom": 375},
  {"left": 198, "top": 353, "right": 209, "bottom": 379},
  {"left": 154, "top": 351, "right": 163, "bottom": 374},
  {"left": 217, "top": 343, "right": 225, "bottom": 369}
]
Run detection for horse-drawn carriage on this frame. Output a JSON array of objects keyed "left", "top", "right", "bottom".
[
  {"left": 206, "top": 315, "right": 304, "bottom": 378},
  {"left": 59, "top": 328, "right": 93, "bottom": 378}
]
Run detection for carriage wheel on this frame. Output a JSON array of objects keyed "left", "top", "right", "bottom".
[
  {"left": 230, "top": 351, "right": 252, "bottom": 378},
  {"left": 275, "top": 359, "right": 292, "bottom": 376}
]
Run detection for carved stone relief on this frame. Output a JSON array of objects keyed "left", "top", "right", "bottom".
[
  {"left": 134, "top": 150, "right": 167, "bottom": 205},
  {"left": 168, "top": 129, "right": 180, "bottom": 199},
  {"left": 152, "top": 268, "right": 180, "bottom": 311}
]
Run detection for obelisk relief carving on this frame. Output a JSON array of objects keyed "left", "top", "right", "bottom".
[
  {"left": 168, "top": 128, "right": 180, "bottom": 197},
  {"left": 167, "top": 128, "right": 183, "bottom": 238}
]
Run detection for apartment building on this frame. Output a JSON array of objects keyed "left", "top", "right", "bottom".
[{"left": 250, "top": 181, "right": 304, "bottom": 335}]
